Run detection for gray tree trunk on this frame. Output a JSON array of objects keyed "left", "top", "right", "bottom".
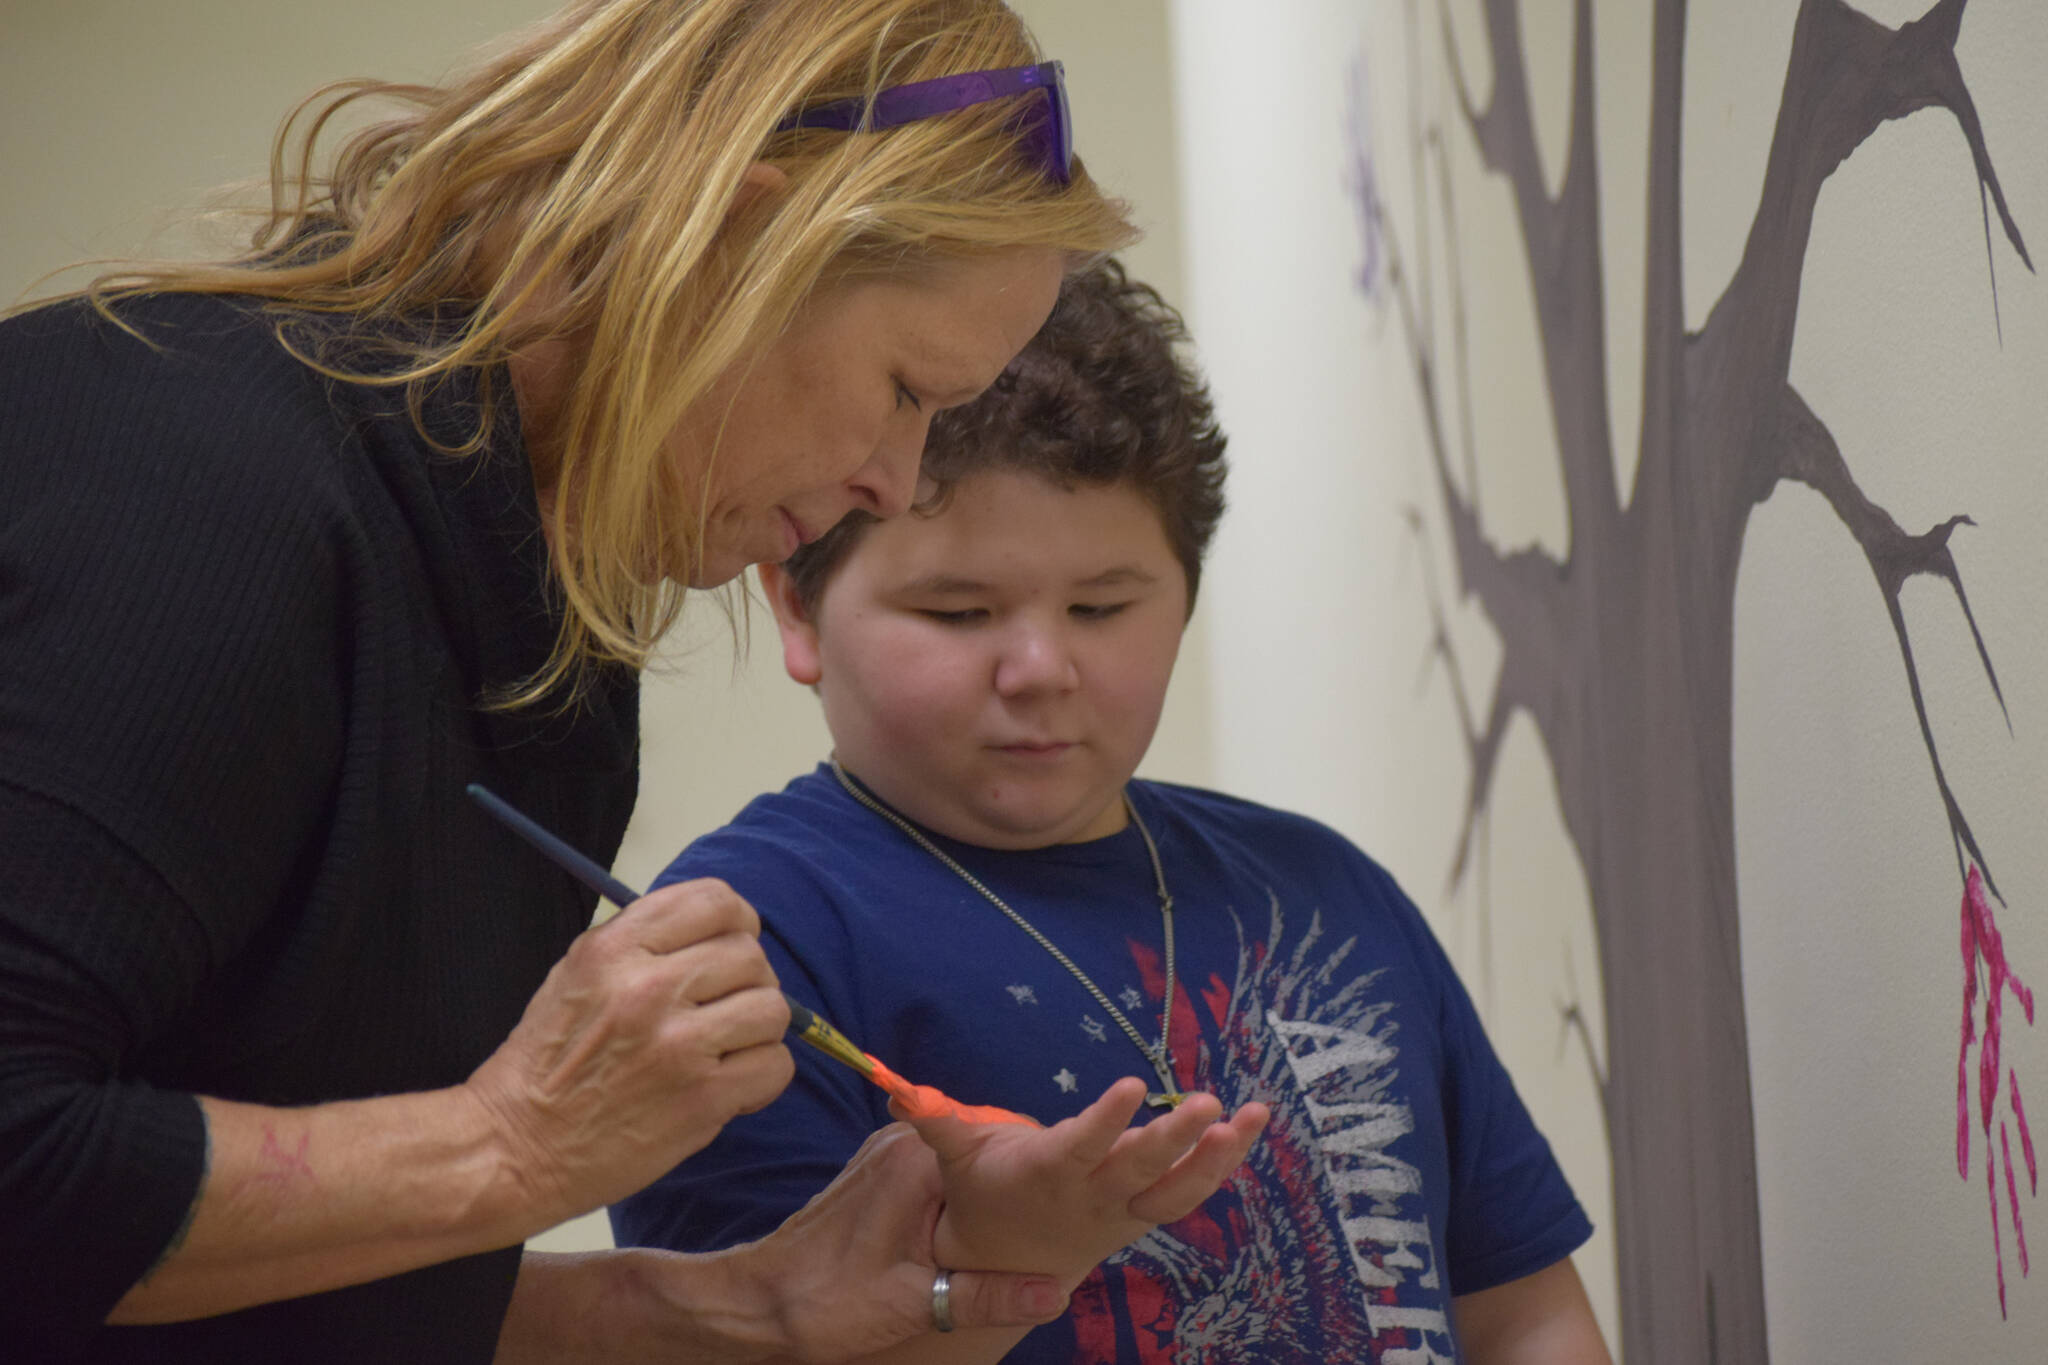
[{"left": 1363, "top": 1, "right": 2028, "bottom": 1359}]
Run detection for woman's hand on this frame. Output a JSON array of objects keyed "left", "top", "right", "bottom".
[
  {"left": 903, "top": 1077, "right": 1270, "bottom": 1283},
  {"left": 464, "top": 877, "right": 796, "bottom": 1226},
  {"left": 739, "top": 1124, "right": 1074, "bottom": 1362},
  {"left": 529, "top": 1083, "right": 1269, "bottom": 1364},
  {"left": 108, "top": 877, "right": 794, "bottom": 1326},
  {"left": 500, "top": 1125, "right": 1074, "bottom": 1365}
]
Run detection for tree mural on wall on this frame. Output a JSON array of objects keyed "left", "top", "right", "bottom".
[{"left": 1349, "top": 0, "right": 2035, "bottom": 1359}]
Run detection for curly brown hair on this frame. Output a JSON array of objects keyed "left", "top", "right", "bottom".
[{"left": 782, "top": 255, "right": 1227, "bottom": 614}]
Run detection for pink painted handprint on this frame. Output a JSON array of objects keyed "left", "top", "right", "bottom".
[{"left": 1959, "top": 864, "right": 2038, "bottom": 1315}]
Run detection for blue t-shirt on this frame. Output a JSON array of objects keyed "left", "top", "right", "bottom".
[{"left": 612, "top": 766, "right": 1591, "bottom": 1362}]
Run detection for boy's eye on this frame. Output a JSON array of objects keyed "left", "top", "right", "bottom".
[
  {"left": 895, "top": 380, "right": 923, "bottom": 412},
  {"left": 1069, "top": 602, "right": 1131, "bottom": 621},
  {"left": 918, "top": 608, "right": 986, "bottom": 625}
]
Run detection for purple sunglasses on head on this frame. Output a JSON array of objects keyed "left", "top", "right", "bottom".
[{"left": 773, "top": 61, "right": 1072, "bottom": 185}]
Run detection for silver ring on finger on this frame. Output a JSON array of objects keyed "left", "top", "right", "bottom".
[{"left": 931, "top": 1268, "right": 956, "bottom": 1333}]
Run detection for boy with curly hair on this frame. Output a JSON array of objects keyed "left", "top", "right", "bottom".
[{"left": 613, "top": 259, "right": 1607, "bottom": 1363}]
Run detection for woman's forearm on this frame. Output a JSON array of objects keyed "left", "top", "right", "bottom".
[
  {"left": 111, "top": 877, "right": 798, "bottom": 1327},
  {"left": 496, "top": 1246, "right": 1051, "bottom": 1365},
  {"left": 495, "top": 1125, "right": 1078, "bottom": 1365},
  {"left": 496, "top": 1249, "right": 773, "bottom": 1365},
  {"left": 109, "top": 1088, "right": 536, "bottom": 1324}
]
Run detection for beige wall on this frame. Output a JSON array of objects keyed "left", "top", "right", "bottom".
[
  {"left": 3, "top": 1, "right": 558, "bottom": 286},
  {"left": 4, "top": 0, "right": 1195, "bottom": 1256}
]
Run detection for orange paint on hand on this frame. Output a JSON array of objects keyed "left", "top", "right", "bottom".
[{"left": 864, "top": 1054, "right": 1040, "bottom": 1127}]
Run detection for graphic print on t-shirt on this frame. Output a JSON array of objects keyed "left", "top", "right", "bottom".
[{"left": 1061, "top": 892, "right": 1457, "bottom": 1364}]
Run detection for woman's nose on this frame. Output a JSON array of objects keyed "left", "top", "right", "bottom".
[{"left": 848, "top": 418, "right": 928, "bottom": 518}]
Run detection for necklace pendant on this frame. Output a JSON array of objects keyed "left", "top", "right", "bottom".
[{"left": 1145, "top": 1091, "right": 1187, "bottom": 1110}]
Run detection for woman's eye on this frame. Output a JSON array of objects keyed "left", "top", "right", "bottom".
[{"left": 895, "top": 381, "right": 923, "bottom": 412}]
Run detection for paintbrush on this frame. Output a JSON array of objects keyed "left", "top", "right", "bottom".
[{"left": 465, "top": 783, "right": 889, "bottom": 1091}]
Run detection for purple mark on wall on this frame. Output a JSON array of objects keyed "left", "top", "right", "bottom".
[
  {"left": 1960, "top": 863, "right": 2037, "bottom": 1315},
  {"left": 1343, "top": 59, "right": 1385, "bottom": 301}
]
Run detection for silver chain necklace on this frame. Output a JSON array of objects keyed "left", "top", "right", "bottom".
[{"left": 830, "top": 758, "right": 1186, "bottom": 1108}]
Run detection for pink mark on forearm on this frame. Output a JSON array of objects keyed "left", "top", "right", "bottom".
[
  {"left": 249, "top": 1127, "right": 317, "bottom": 1194},
  {"left": 864, "top": 1055, "right": 1039, "bottom": 1128},
  {"left": 1957, "top": 864, "right": 2037, "bottom": 1316}
]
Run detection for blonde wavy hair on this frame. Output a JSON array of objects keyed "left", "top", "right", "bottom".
[{"left": 81, "top": 0, "right": 1135, "bottom": 701}]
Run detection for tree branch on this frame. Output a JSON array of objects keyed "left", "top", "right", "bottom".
[
  {"left": 1404, "top": 508, "right": 1501, "bottom": 1015},
  {"left": 1556, "top": 951, "right": 1613, "bottom": 1139},
  {"left": 1428, "top": 126, "right": 1485, "bottom": 510},
  {"left": 1407, "top": 509, "right": 1506, "bottom": 898},
  {"left": 1718, "top": 0, "right": 2033, "bottom": 511},
  {"left": 1775, "top": 383, "right": 2010, "bottom": 901},
  {"left": 1363, "top": 27, "right": 1576, "bottom": 688},
  {"left": 1355, "top": 17, "right": 1581, "bottom": 968},
  {"left": 1742, "top": 0, "right": 2031, "bottom": 293},
  {"left": 1907, "top": 0, "right": 2032, "bottom": 275},
  {"left": 1403, "top": 504, "right": 1579, "bottom": 917},
  {"left": 1440, "top": 0, "right": 1621, "bottom": 544},
  {"left": 1637, "top": 0, "right": 1687, "bottom": 499}
]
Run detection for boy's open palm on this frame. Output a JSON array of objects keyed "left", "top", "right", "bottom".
[{"left": 898, "top": 1077, "right": 1270, "bottom": 1283}]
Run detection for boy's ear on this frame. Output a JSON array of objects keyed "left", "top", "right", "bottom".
[{"left": 756, "top": 562, "right": 824, "bottom": 686}]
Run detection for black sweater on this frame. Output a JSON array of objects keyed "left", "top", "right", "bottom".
[{"left": 0, "top": 294, "right": 638, "bottom": 1361}]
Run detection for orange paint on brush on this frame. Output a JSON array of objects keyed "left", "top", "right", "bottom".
[{"left": 864, "top": 1054, "right": 1040, "bottom": 1128}]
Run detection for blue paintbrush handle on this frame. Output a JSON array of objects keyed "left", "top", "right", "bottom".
[
  {"left": 467, "top": 783, "right": 642, "bottom": 906},
  {"left": 465, "top": 783, "right": 872, "bottom": 1076}
]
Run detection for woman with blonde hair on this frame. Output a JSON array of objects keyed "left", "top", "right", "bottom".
[{"left": 0, "top": 1, "right": 1263, "bottom": 1360}]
